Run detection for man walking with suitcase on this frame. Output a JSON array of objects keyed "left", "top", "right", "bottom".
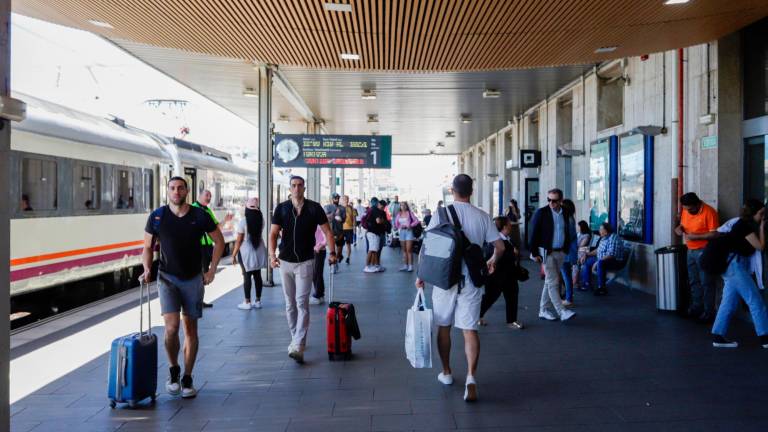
[
  {"left": 415, "top": 174, "right": 504, "bottom": 402},
  {"left": 269, "top": 176, "right": 337, "bottom": 364},
  {"left": 141, "top": 177, "right": 224, "bottom": 398}
]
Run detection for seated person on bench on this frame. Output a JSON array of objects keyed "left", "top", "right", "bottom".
[{"left": 579, "top": 222, "right": 625, "bottom": 296}]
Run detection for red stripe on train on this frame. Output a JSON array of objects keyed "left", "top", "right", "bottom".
[{"left": 10, "top": 248, "right": 144, "bottom": 282}]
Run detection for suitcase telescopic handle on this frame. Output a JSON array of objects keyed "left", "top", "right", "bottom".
[
  {"left": 139, "top": 280, "right": 152, "bottom": 336},
  {"left": 329, "top": 264, "right": 334, "bottom": 304}
]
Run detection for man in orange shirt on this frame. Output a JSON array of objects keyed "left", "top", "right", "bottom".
[{"left": 675, "top": 192, "right": 720, "bottom": 322}]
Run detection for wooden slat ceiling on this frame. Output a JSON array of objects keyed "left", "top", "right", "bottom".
[{"left": 13, "top": 0, "right": 768, "bottom": 72}]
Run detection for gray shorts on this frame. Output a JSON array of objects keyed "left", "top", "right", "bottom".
[{"left": 157, "top": 271, "right": 204, "bottom": 319}]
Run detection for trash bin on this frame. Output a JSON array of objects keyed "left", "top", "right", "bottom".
[{"left": 654, "top": 245, "right": 688, "bottom": 312}]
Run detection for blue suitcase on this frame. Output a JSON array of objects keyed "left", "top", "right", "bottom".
[{"left": 108, "top": 281, "right": 158, "bottom": 408}]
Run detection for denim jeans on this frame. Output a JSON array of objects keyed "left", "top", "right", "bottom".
[
  {"left": 561, "top": 261, "right": 574, "bottom": 302},
  {"left": 687, "top": 248, "right": 716, "bottom": 316},
  {"left": 580, "top": 256, "right": 622, "bottom": 290},
  {"left": 712, "top": 255, "right": 768, "bottom": 337}
]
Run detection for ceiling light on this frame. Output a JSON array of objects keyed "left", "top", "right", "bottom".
[
  {"left": 367, "top": 114, "right": 379, "bottom": 123},
  {"left": 663, "top": 0, "right": 690, "bottom": 4},
  {"left": 88, "top": 20, "right": 114, "bottom": 29},
  {"left": 483, "top": 89, "right": 501, "bottom": 98},
  {"left": 323, "top": 2, "right": 353, "bottom": 12},
  {"left": 361, "top": 89, "right": 377, "bottom": 100},
  {"left": 278, "top": 115, "right": 290, "bottom": 122},
  {"left": 445, "top": 131, "right": 456, "bottom": 138},
  {"left": 242, "top": 88, "right": 258, "bottom": 98},
  {"left": 340, "top": 53, "right": 360, "bottom": 61},
  {"left": 595, "top": 46, "right": 618, "bottom": 54},
  {"left": 460, "top": 115, "right": 472, "bottom": 124},
  {"left": 436, "top": 142, "right": 445, "bottom": 147}
]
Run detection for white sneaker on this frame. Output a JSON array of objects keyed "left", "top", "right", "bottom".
[
  {"left": 288, "top": 347, "right": 304, "bottom": 364},
  {"left": 538, "top": 310, "right": 557, "bottom": 321},
  {"left": 166, "top": 379, "right": 181, "bottom": 396},
  {"left": 309, "top": 296, "right": 324, "bottom": 305},
  {"left": 399, "top": 265, "right": 409, "bottom": 272},
  {"left": 407, "top": 265, "right": 414, "bottom": 272},
  {"left": 252, "top": 301, "right": 262, "bottom": 309},
  {"left": 560, "top": 309, "right": 576, "bottom": 321},
  {"left": 464, "top": 376, "right": 478, "bottom": 402},
  {"left": 364, "top": 266, "right": 377, "bottom": 273},
  {"left": 181, "top": 375, "right": 197, "bottom": 398},
  {"left": 237, "top": 302, "right": 252, "bottom": 310},
  {"left": 437, "top": 372, "right": 454, "bottom": 385},
  {"left": 377, "top": 266, "right": 386, "bottom": 272}
]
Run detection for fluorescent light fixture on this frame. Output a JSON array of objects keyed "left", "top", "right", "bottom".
[
  {"left": 367, "top": 114, "right": 379, "bottom": 123},
  {"left": 242, "top": 88, "right": 258, "bottom": 98},
  {"left": 445, "top": 131, "right": 456, "bottom": 138},
  {"left": 595, "top": 46, "right": 618, "bottom": 54},
  {"left": 88, "top": 20, "right": 114, "bottom": 29},
  {"left": 663, "top": 0, "right": 690, "bottom": 4},
  {"left": 323, "top": 2, "right": 353, "bottom": 12},
  {"left": 278, "top": 115, "right": 290, "bottom": 122},
  {"left": 483, "top": 89, "right": 501, "bottom": 98},
  {"left": 460, "top": 115, "right": 472, "bottom": 124},
  {"left": 340, "top": 53, "right": 360, "bottom": 61},
  {"left": 361, "top": 89, "right": 377, "bottom": 100}
]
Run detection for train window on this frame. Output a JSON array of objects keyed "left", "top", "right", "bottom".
[
  {"left": 144, "top": 170, "right": 154, "bottom": 211},
  {"left": 114, "top": 169, "right": 135, "bottom": 209},
  {"left": 73, "top": 164, "right": 102, "bottom": 210},
  {"left": 21, "top": 157, "right": 57, "bottom": 211},
  {"left": 214, "top": 182, "right": 223, "bottom": 208}
]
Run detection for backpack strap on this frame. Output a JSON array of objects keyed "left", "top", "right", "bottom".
[{"left": 447, "top": 205, "right": 462, "bottom": 229}]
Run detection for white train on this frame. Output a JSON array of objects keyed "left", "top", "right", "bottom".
[{"left": 10, "top": 93, "right": 259, "bottom": 297}]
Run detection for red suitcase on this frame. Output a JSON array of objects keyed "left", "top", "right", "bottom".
[{"left": 326, "top": 272, "right": 360, "bottom": 361}]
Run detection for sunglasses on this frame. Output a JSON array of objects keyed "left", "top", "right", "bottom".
[{"left": 547, "top": 198, "right": 561, "bottom": 203}]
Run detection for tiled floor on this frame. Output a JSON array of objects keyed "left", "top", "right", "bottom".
[{"left": 11, "top": 244, "right": 768, "bottom": 431}]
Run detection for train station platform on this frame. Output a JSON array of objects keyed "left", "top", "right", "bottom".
[{"left": 9, "top": 247, "right": 768, "bottom": 432}]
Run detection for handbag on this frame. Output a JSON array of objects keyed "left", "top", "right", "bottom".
[
  {"left": 405, "top": 288, "right": 433, "bottom": 369},
  {"left": 514, "top": 260, "right": 530, "bottom": 282}
]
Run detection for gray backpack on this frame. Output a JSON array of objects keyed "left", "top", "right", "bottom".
[{"left": 417, "top": 206, "right": 464, "bottom": 289}]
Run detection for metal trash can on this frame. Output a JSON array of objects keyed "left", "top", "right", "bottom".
[{"left": 654, "top": 245, "right": 688, "bottom": 312}]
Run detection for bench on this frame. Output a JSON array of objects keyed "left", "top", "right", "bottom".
[{"left": 589, "top": 240, "right": 635, "bottom": 291}]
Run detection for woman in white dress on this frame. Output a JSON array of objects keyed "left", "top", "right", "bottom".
[{"left": 232, "top": 197, "right": 268, "bottom": 309}]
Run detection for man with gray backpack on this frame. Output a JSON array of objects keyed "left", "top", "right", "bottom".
[{"left": 415, "top": 174, "right": 505, "bottom": 402}]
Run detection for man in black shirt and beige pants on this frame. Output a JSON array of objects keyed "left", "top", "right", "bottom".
[{"left": 269, "top": 175, "right": 336, "bottom": 364}]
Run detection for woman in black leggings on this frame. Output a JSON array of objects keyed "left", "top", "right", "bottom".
[
  {"left": 232, "top": 197, "right": 268, "bottom": 310},
  {"left": 478, "top": 216, "right": 524, "bottom": 329}
]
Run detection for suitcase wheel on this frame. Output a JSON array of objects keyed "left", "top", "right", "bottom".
[
  {"left": 109, "top": 400, "right": 116, "bottom": 409},
  {"left": 328, "top": 353, "right": 334, "bottom": 361}
]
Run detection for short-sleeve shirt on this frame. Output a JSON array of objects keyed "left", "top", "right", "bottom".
[
  {"left": 145, "top": 205, "right": 217, "bottom": 280},
  {"left": 324, "top": 203, "right": 346, "bottom": 233},
  {"left": 365, "top": 207, "right": 388, "bottom": 234},
  {"left": 729, "top": 218, "right": 758, "bottom": 257},
  {"left": 427, "top": 202, "right": 500, "bottom": 276},
  {"left": 343, "top": 205, "right": 356, "bottom": 230},
  {"left": 681, "top": 203, "right": 719, "bottom": 250},
  {"left": 272, "top": 199, "right": 328, "bottom": 263},
  {"left": 191, "top": 201, "right": 219, "bottom": 246},
  {"left": 236, "top": 217, "right": 267, "bottom": 272}
]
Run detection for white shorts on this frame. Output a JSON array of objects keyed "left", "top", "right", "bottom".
[
  {"left": 432, "top": 280, "right": 484, "bottom": 331},
  {"left": 366, "top": 232, "right": 381, "bottom": 252}
]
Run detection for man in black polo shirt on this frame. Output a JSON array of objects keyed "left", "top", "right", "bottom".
[
  {"left": 269, "top": 175, "right": 336, "bottom": 364},
  {"left": 141, "top": 176, "right": 224, "bottom": 399}
]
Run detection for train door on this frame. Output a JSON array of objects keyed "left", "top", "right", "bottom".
[{"left": 184, "top": 167, "right": 197, "bottom": 204}]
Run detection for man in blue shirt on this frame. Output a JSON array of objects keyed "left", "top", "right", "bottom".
[
  {"left": 528, "top": 188, "right": 575, "bottom": 322},
  {"left": 580, "top": 222, "right": 625, "bottom": 295}
]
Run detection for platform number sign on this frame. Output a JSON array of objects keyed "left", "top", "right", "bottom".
[{"left": 274, "top": 134, "right": 392, "bottom": 169}]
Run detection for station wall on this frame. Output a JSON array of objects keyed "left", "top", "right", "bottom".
[{"left": 460, "top": 42, "right": 726, "bottom": 294}]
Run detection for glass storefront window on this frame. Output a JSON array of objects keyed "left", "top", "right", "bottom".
[
  {"left": 589, "top": 138, "right": 610, "bottom": 231},
  {"left": 618, "top": 134, "right": 645, "bottom": 241},
  {"left": 743, "top": 18, "right": 768, "bottom": 120}
]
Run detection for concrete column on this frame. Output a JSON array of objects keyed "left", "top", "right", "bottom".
[
  {"left": 1, "top": 0, "right": 11, "bottom": 428},
  {"left": 329, "top": 168, "right": 336, "bottom": 198},
  {"left": 717, "top": 32, "right": 743, "bottom": 220},
  {"left": 340, "top": 169, "right": 345, "bottom": 196},
  {"left": 258, "top": 65, "right": 274, "bottom": 285},
  {"left": 306, "top": 122, "right": 321, "bottom": 201}
]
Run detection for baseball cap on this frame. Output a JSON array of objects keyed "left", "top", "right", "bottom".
[{"left": 332, "top": 193, "right": 340, "bottom": 199}]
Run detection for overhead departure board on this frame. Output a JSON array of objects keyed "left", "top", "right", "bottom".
[{"left": 273, "top": 134, "right": 392, "bottom": 169}]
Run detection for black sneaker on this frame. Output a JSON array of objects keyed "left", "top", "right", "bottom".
[
  {"left": 760, "top": 335, "right": 768, "bottom": 349},
  {"left": 181, "top": 375, "right": 197, "bottom": 398},
  {"left": 345, "top": 257, "right": 350, "bottom": 265},
  {"left": 712, "top": 334, "right": 738, "bottom": 348},
  {"left": 203, "top": 302, "right": 213, "bottom": 308},
  {"left": 166, "top": 365, "right": 181, "bottom": 396}
]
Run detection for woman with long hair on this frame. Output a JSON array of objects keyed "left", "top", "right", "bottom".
[
  {"left": 394, "top": 201, "right": 420, "bottom": 272},
  {"left": 478, "top": 216, "right": 523, "bottom": 329},
  {"left": 232, "top": 197, "right": 268, "bottom": 309},
  {"left": 711, "top": 199, "right": 768, "bottom": 349},
  {"left": 506, "top": 199, "right": 522, "bottom": 248}
]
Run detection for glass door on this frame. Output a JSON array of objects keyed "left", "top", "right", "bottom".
[{"left": 744, "top": 135, "right": 768, "bottom": 203}]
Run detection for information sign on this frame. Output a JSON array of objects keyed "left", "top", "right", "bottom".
[{"left": 274, "top": 134, "right": 392, "bottom": 168}]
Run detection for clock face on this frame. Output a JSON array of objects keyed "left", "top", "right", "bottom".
[{"left": 276, "top": 138, "right": 300, "bottom": 163}]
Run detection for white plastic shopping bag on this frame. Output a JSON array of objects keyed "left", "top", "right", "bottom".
[{"left": 405, "top": 288, "right": 433, "bottom": 368}]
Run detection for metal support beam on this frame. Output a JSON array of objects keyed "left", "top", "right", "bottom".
[
  {"left": 306, "top": 121, "right": 322, "bottom": 201},
  {"left": 329, "top": 168, "right": 337, "bottom": 197},
  {"left": 1, "top": 0, "right": 11, "bottom": 428},
  {"left": 258, "top": 65, "right": 275, "bottom": 286}
]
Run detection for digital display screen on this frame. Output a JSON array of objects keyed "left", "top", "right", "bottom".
[{"left": 273, "top": 134, "right": 392, "bottom": 169}]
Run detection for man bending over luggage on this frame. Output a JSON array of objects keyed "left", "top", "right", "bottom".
[
  {"left": 415, "top": 174, "right": 504, "bottom": 402},
  {"left": 141, "top": 176, "right": 224, "bottom": 398}
]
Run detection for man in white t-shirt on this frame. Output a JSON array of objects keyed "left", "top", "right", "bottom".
[{"left": 416, "top": 174, "right": 504, "bottom": 403}]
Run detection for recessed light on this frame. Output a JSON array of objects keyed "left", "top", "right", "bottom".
[
  {"left": 367, "top": 114, "right": 379, "bottom": 123},
  {"left": 663, "top": 0, "right": 690, "bottom": 4},
  {"left": 460, "top": 115, "right": 472, "bottom": 124},
  {"left": 446, "top": 131, "right": 456, "bottom": 138},
  {"left": 595, "top": 46, "right": 618, "bottom": 54},
  {"left": 361, "top": 89, "right": 377, "bottom": 100},
  {"left": 242, "top": 88, "right": 258, "bottom": 98},
  {"left": 340, "top": 53, "right": 360, "bottom": 61},
  {"left": 483, "top": 89, "right": 501, "bottom": 98},
  {"left": 436, "top": 142, "right": 445, "bottom": 147},
  {"left": 88, "top": 20, "right": 114, "bottom": 29},
  {"left": 278, "top": 115, "right": 290, "bottom": 122},
  {"left": 323, "top": 2, "right": 353, "bottom": 12}
]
